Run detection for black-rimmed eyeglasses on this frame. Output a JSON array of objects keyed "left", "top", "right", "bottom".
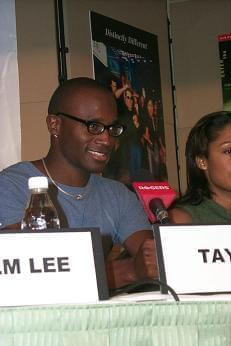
[{"left": 56, "top": 112, "right": 126, "bottom": 137}]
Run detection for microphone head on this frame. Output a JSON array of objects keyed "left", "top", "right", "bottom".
[
  {"left": 132, "top": 181, "right": 177, "bottom": 223},
  {"left": 149, "top": 198, "right": 164, "bottom": 212}
]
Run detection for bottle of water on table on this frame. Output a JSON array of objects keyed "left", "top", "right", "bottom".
[{"left": 21, "top": 176, "right": 60, "bottom": 231}]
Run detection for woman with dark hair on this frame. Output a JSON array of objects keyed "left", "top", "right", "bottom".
[{"left": 169, "top": 111, "right": 231, "bottom": 224}]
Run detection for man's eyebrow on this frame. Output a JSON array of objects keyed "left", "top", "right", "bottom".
[{"left": 86, "top": 117, "right": 119, "bottom": 124}]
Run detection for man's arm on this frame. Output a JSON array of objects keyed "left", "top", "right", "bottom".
[
  {"left": 106, "top": 230, "right": 158, "bottom": 289},
  {"left": 1, "top": 222, "right": 21, "bottom": 230}
]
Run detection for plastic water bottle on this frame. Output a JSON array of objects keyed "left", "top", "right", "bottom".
[{"left": 21, "top": 176, "right": 60, "bottom": 230}]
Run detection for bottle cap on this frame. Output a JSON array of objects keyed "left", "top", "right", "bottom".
[{"left": 28, "top": 176, "right": 48, "bottom": 190}]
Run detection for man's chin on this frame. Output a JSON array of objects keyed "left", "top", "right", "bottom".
[{"left": 88, "top": 163, "right": 107, "bottom": 175}]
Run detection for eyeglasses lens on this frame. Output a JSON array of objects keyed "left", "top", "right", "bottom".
[
  {"left": 87, "top": 122, "right": 124, "bottom": 137},
  {"left": 109, "top": 125, "right": 123, "bottom": 137},
  {"left": 88, "top": 122, "right": 104, "bottom": 135}
]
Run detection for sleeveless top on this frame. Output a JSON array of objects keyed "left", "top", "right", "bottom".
[{"left": 179, "top": 198, "right": 231, "bottom": 224}]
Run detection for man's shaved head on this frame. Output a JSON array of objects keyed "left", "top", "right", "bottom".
[{"left": 48, "top": 77, "right": 115, "bottom": 115}]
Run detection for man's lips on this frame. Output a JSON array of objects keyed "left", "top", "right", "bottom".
[{"left": 88, "top": 149, "right": 110, "bottom": 162}]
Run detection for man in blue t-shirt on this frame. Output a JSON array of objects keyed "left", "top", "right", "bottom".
[{"left": 0, "top": 77, "right": 158, "bottom": 289}]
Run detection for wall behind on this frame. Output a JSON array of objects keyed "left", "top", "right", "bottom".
[
  {"left": 15, "top": 0, "right": 178, "bottom": 190},
  {"left": 15, "top": 0, "right": 58, "bottom": 161},
  {"left": 170, "top": 0, "right": 231, "bottom": 191}
]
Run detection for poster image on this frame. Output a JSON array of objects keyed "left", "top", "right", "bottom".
[
  {"left": 90, "top": 11, "right": 167, "bottom": 186},
  {"left": 219, "top": 33, "right": 231, "bottom": 111}
]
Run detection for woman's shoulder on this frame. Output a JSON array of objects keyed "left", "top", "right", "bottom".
[{"left": 168, "top": 206, "right": 193, "bottom": 224}]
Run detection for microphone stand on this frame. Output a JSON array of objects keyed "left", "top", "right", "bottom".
[{"left": 155, "top": 209, "right": 170, "bottom": 224}]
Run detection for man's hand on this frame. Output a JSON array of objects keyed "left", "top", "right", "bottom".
[
  {"left": 134, "top": 238, "right": 158, "bottom": 280},
  {"left": 106, "top": 230, "right": 159, "bottom": 289}
]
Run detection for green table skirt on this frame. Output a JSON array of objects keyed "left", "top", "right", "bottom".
[{"left": 0, "top": 301, "right": 230, "bottom": 345}]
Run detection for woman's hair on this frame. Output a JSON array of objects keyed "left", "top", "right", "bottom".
[{"left": 179, "top": 111, "right": 231, "bottom": 205}]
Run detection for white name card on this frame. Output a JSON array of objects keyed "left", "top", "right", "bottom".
[
  {"left": 154, "top": 224, "right": 231, "bottom": 294},
  {"left": 0, "top": 228, "right": 109, "bottom": 306}
]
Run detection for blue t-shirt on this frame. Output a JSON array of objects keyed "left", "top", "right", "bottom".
[{"left": 0, "top": 162, "right": 151, "bottom": 250}]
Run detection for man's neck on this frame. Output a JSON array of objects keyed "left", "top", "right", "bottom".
[{"left": 32, "top": 156, "right": 90, "bottom": 187}]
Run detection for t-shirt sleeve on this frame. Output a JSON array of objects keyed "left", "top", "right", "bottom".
[
  {"left": 0, "top": 174, "right": 28, "bottom": 228},
  {"left": 112, "top": 183, "right": 152, "bottom": 244}
]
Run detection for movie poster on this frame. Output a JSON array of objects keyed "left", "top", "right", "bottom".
[
  {"left": 219, "top": 33, "right": 231, "bottom": 111},
  {"left": 90, "top": 11, "right": 167, "bottom": 186}
]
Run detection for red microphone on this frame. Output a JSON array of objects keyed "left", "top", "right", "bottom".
[{"left": 132, "top": 181, "right": 177, "bottom": 224}]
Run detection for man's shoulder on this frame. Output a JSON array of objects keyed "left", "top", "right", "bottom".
[
  {"left": 0, "top": 161, "right": 39, "bottom": 185},
  {"left": 1, "top": 161, "right": 31, "bottom": 176}
]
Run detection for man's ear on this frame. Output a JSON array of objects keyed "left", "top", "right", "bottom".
[
  {"left": 195, "top": 155, "right": 208, "bottom": 170},
  {"left": 46, "top": 115, "right": 61, "bottom": 138}
]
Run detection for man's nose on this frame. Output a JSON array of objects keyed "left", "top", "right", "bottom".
[{"left": 95, "top": 129, "right": 115, "bottom": 145}]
